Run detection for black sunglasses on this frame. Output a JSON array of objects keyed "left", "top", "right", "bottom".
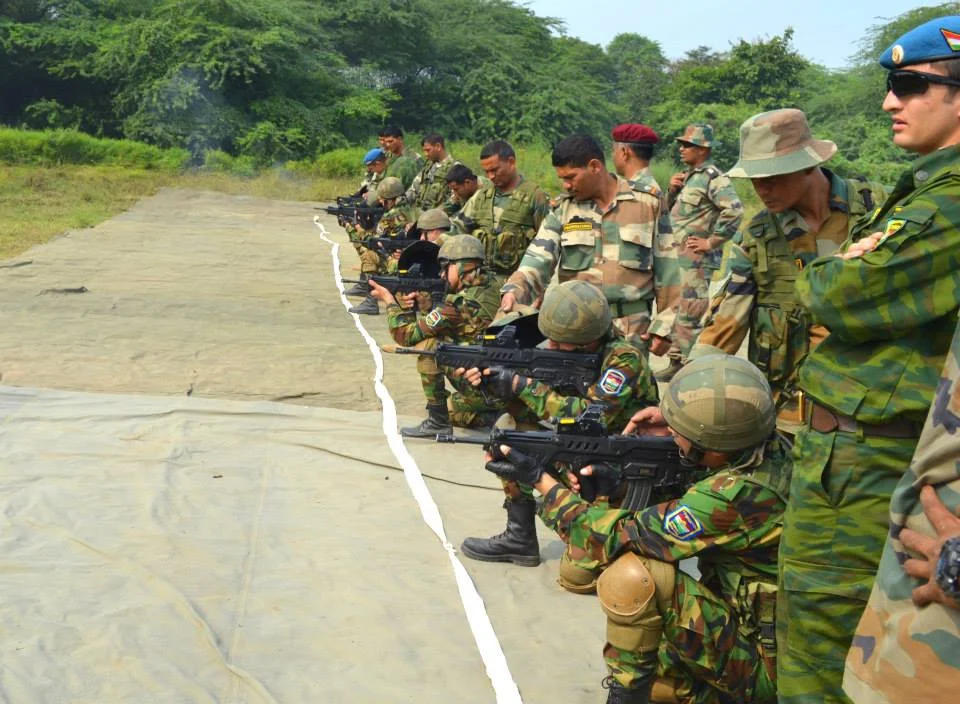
[{"left": 886, "top": 69, "right": 960, "bottom": 97}]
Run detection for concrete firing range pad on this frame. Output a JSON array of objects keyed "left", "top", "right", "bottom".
[{"left": 0, "top": 190, "right": 607, "bottom": 703}]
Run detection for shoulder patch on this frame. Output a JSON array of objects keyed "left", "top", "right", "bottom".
[
  {"left": 424, "top": 309, "right": 444, "bottom": 328},
  {"left": 598, "top": 368, "right": 627, "bottom": 395},
  {"left": 663, "top": 506, "right": 704, "bottom": 541},
  {"left": 704, "top": 165, "right": 721, "bottom": 178}
]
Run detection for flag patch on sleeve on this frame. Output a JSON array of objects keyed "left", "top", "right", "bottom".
[
  {"left": 424, "top": 309, "right": 443, "bottom": 328},
  {"left": 664, "top": 506, "right": 703, "bottom": 541},
  {"left": 598, "top": 369, "right": 627, "bottom": 395}
]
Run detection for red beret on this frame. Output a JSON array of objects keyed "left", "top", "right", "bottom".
[{"left": 611, "top": 123, "right": 659, "bottom": 144}]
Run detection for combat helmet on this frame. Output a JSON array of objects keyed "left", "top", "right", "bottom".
[
  {"left": 661, "top": 355, "right": 775, "bottom": 453},
  {"left": 376, "top": 176, "right": 405, "bottom": 200},
  {"left": 438, "top": 234, "right": 485, "bottom": 264},
  {"left": 417, "top": 208, "right": 451, "bottom": 231},
  {"left": 538, "top": 280, "right": 612, "bottom": 345}
]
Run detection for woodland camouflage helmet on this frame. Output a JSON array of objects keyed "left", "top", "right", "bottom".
[
  {"left": 438, "top": 234, "right": 485, "bottom": 264},
  {"left": 661, "top": 354, "right": 776, "bottom": 453},
  {"left": 537, "top": 280, "right": 612, "bottom": 345},
  {"left": 376, "top": 176, "right": 405, "bottom": 199}
]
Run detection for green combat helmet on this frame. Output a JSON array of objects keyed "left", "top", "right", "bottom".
[
  {"left": 438, "top": 234, "right": 484, "bottom": 264},
  {"left": 417, "top": 208, "right": 451, "bottom": 231},
  {"left": 376, "top": 176, "right": 405, "bottom": 200},
  {"left": 538, "top": 280, "right": 612, "bottom": 345},
  {"left": 661, "top": 354, "right": 776, "bottom": 453}
]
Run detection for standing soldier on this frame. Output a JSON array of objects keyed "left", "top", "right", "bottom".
[
  {"left": 443, "top": 164, "right": 480, "bottom": 219},
  {"left": 369, "top": 235, "right": 502, "bottom": 437},
  {"left": 451, "top": 140, "right": 551, "bottom": 283},
  {"left": 483, "top": 355, "right": 789, "bottom": 704},
  {"left": 379, "top": 125, "right": 421, "bottom": 190},
  {"left": 689, "top": 109, "right": 886, "bottom": 436},
  {"left": 500, "top": 134, "right": 680, "bottom": 352},
  {"left": 610, "top": 123, "right": 664, "bottom": 196},
  {"left": 406, "top": 133, "right": 460, "bottom": 209},
  {"left": 347, "top": 177, "right": 419, "bottom": 316},
  {"left": 660, "top": 123, "right": 743, "bottom": 381},
  {"left": 779, "top": 17, "right": 960, "bottom": 702}
]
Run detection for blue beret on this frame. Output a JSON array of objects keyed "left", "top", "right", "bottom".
[
  {"left": 880, "top": 16, "right": 960, "bottom": 69},
  {"left": 362, "top": 147, "right": 385, "bottom": 164}
]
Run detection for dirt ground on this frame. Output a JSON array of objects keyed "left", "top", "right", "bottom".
[{"left": 0, "top": 189, "right": 619, "bottom": 703}]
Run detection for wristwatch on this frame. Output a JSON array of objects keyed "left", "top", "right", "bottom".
[{"left": 935, "top": 535, "right": 960, "bottom": 602}]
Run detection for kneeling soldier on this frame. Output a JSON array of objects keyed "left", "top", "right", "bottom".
[
  {"left": 369, "top": 235, "right": 502, "bottom": 436},
  {"left": 459, "top": 280, "right": 658, "bottom": 588},
  {"left": 485, "top": 354, "right": 789, "bottom": 703}
]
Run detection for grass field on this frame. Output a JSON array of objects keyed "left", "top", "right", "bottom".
[{"left": 0, "top": 161, "right": 760, "bottom": 261}]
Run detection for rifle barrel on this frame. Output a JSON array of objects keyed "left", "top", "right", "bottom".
[{"left": 434, "top": 433, "right": 488, "bottom": 445}]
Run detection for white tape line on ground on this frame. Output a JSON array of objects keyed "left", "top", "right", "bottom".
[{"left": 313, "top": 217, "right": 522, "bottom": 704}]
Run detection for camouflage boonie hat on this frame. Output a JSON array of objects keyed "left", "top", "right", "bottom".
[
  {"left": 537, "top": 280, "right": 612, "bottom": 345},
  {"left": 661, "top": 355, "right": 776, "bottom": 453},
  {"left": 727, "top": 109, "right": 837, "bottom": 179},
  {"left": 677, "top": 123, "right": 714, "bottom": 148},
  {"left": 438, "top": 234, "right": 484, "bottom": 262},
  {"left": 376, "top": 176, "right": 404, "bottom": 199},
  {"left": 417, "top": 208, "right": 451, "bottom": 231}
]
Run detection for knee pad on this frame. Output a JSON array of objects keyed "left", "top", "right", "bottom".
[
  {"left": 598, "top": 552, "right": 676, "bottom": 652},
  {"left": 558, "top": 551, "right": 600, "bottom": 594}
]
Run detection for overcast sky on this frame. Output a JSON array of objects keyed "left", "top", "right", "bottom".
[{"left": 523, "top": 1, "right": 942, "bottom": 69}]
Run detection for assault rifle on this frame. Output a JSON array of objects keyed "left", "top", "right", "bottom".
[
  {"left": 323, "top": 196, "right": 384, "bottom": 230},
  {"left": 436, "top": 404, "right": 690, "bottom": 510},
  {"left": 390, "top": 312, "right": 601, "bottom": 394},
  {"left": 343, "top": 240, "right": 447, "bottom": 304},
  {"left": 363, "top": 234, "right": 421, "bottom": 255}
]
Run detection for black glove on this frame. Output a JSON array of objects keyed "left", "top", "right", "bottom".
[
  {"left": 484, "top": 446, "right": 544, "bottom": 485},
  {"left": 482, "top": 366, "right": 521, "bottom": 399},
  {"left": 577, "top": 463, "right": 620, "bottom": 503}
]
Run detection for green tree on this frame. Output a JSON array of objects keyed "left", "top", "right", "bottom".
[{"left": 606, "top": 33, "right": 668, "bottom": 120}]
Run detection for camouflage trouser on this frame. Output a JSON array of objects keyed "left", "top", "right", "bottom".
[
  {"left": 777, "top": 428, "right": 916, "bottom": 703},
  {"left": 665, "top": 255, "right": 713, "bottom": 362},
  {"left": 358, "top": 246, "right": 382, "bottom": 276},
  {"left": 607, "top": 569, "right": 776, "bottom": 703},
  {"left": 413, "top": 338, "right": 504, "bottom": 426}
]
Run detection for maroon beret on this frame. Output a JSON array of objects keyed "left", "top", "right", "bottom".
[{"left": 611, "top": 123, "right": 659, "bottom": 144}]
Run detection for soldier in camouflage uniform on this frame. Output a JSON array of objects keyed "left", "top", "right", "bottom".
[
  {"left": 844, "top": 308, "right": 960, "bottom": 702},
  {"left": 483, "top": 354, "right": 789, "bottom": 704},
  {"left": 406, "top": 133, "right": 460, "bottom": 209},
  {"left": 459, "top": 281, "right": 659, "bottom": 586},
  {"left": 358, "top": 147, "right": 387, "bottom": 197},
  {"left": 501, "top": 134, "right": 681, "bottom": 353},
  {"left": 660, "top": 124, "right": 743, "bottom": 381},
  {"left": 689, "top": 109, "right": 886, "bottom": 436},
  {"left": 348, "top": 177, "right": 420, "bottom": 316},
  {"left": 779, "top": 21, "right": 960, "bottom": 702},
  {"left": 416, "top": 208, "right": 452, "bottom": 245},
  {"left": 369, "top": 235, "right": 503, "bottom": 437},
  {"left": 379, "top": 125, "right": 422, "bottom": 190},
  {"left": 610, "top": 123, "right": 664, "bottom": 197},
  {"left": 450, "top": 140, "right": 551, "bottom": 282},
  {"left": 443, "top": 164, "right": 480, "bottom": 219}
]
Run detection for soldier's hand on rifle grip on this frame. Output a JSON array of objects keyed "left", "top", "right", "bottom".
[
  {"left": 576, "top": 463, "right": 620, "bottom": 503},
  {"left": 367, "top": 279, "right": 397, "bottom": 305},
  {"left": 483, "top": 366, "right": 526, "bottom": 399},
  {"left": 483, "top": 445, "right": 544, "bottom": 485},
  {"left": 454, "top": 367, "right": 484, "bottom": 386}
]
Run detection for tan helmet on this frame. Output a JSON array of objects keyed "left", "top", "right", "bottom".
[
  {"left": 417, "top": 208, "right": 451, "bottom": 231},
  {"left": 438, "top": 234, "right": 485, "bottom": 264},
  {"left": 537, "top": 280, "right": 611, "bottom": 345},
  {"left": 661, "top": 355, "right": 776, "bottom": 453},
  {"left": 376, "top": 176, "right": 405, "bottom": 200}
]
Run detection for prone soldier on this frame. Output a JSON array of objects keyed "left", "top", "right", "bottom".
[{"left": 483, "top": 355, "right": 789, "bottom": 704}]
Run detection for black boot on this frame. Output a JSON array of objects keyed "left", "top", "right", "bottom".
[
  {"left": 400, "top": 404, "right": 452, "bottom": 438},
  {"left": 460, "top": 498, "right": 540, "bottom": 566},
  {"left": 344, "top": 273, "right": 370, "bottom": 297},
  {"left": 348, "top": 294, "right": 379, "bottom": 315},
  {"left": 603, "top": 676, "right": 652, "bottom": 704}
]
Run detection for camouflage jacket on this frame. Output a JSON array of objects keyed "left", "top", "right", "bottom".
[
  {"left": 844, "top": 312, "right": 960, "bottom": 702},
  {"left": 502, "top": 174, "right": 681, "bottom": 339},
  {"left": 385, "top": 151, "right": 421, "bottom": 190},
  {"left": 451, "top": 176, "right": 551, "bottom": 276},
  {"left": 540, "top": 437, "right": 791, "bottom": 609},
  {"left": 796, "top": 146, "right": 960, "bottom": 424},
  {"left": 692, "top": 170, "right": 886, "bottom": 392},
  {"left": 408, "top": 154, "right": 460, "bottom": 210},
  {"left": 385, "top": 270, "right": 500, "bottom": 347},
  {"left": 376, "top": 198, "right": 419, "bottom": 238},
  {"left": 358, "top": 170, "right": 384, "bottom": 196},
  {"left": 668, "top": 161, "right": 743, "bottom": 270},
  {"left": 628, "top": 166, "right": 674, "bottom": 240},
  {"left": 514, "top": 331, "right": 659, "bottom": 431}
]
